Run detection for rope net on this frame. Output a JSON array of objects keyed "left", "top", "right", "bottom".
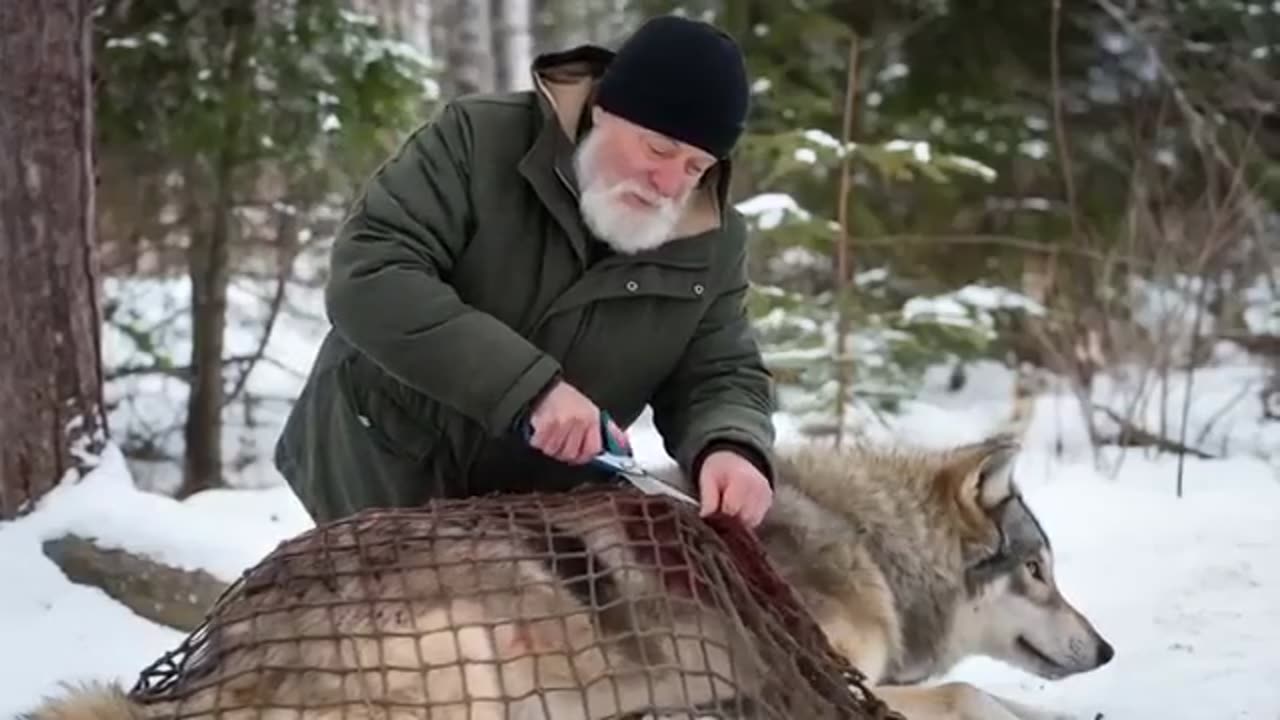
[{"left": 128, "top": 487, "right": 903, "bottom": 719}]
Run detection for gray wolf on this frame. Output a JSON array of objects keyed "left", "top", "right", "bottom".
[
  {"left": 740, "top": 433, "right": 1114, "bottom": 720},
  {"left": 20, "top": 433, "right": 1111, "bottom": 720}
]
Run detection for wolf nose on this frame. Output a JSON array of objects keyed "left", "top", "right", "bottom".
[{"left": 1096, "top": 639, "right": 1115, "bottom": 666}]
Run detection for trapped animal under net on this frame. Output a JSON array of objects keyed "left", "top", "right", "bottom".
[{"left": 120, "top": 487, "right": 902, "bottom": 719}]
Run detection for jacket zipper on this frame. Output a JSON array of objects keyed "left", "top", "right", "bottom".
[
  {"left": 555, "top": 165, "right": 579, "bottom": 200},
  {"left": 551, "top": 162, "right": 603, "bottom": 354}
]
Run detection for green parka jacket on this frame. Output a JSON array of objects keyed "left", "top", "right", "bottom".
[{"left": 274, "top": 45, "right": 777, "bottom": 523}]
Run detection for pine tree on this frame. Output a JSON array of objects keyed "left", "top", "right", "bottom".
[{"left": 0, "top": 0, "right": 108, "bottom": 518}]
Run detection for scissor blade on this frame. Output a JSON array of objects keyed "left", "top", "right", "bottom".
[{"left": 592, "top": 453, "right": 700, "bottom": 506}]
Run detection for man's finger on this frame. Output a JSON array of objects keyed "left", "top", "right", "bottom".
[
  {"left": 558, "top": 422, "right": 582, "bottom": 463},
  {"left": 719, "top": 477, "right": 745, "bottom": 519},
  {"left": 746, "top": 490, "right": 768, "bottom": 528},
  {"left": 530, "top": 417, "right": 556, "bottom": 452},
  {"left": 699, "top": 473, "right": 721, "bottom": 517},
  {"left": 548, "top": 419, "right": 576, "bottom": 461},
  {"left": 570, "top": 418, "right": 598, "bottom": 463},
  {"left": 580, "top": 416, "right": 605, "bottom": 463},
  {"left": 751, "top": 483, "right": 774, "bottom": 528}
]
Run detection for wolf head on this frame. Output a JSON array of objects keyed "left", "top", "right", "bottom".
[{"left": 935, "top": 436, "right": 1115, "bottom": 680}]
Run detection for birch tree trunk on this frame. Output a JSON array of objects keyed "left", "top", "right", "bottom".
[
  {"left": 0, "top": 0, "right": 108, "bottom": 519},
  {"left": 492, "top": 0, "right": 533, "bottom": 91},
  {"left": 439, "top": 0, "right": 495, "bottom": 98}
]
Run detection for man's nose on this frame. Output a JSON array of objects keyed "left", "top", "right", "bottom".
[{"left": 648, "top": 161, "right": 688, "bottom": 199}]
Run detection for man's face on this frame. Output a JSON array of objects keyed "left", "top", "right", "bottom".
[{"left": 572, "top": 107, "right": 717, "bottom": 255}]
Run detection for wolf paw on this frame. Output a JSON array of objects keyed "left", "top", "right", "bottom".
[
  {"left": 992, "top": 696, "right": 1095, "bottom": 720},
  {"left": 872, "top": 681, "right": 1021, "bottom": 720}
]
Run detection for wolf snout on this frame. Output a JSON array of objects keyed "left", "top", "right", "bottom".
[
  {"left": 1095, "top": 637, "right": 1115, "bottom": 666},
  {"left": 1059, "top": 631, "right": 1115, "bottom": 675}
]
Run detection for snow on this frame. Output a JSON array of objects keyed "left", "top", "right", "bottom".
[
  {"left": 803, "top": 128, "right": 843, "bottom": 150},
  {"left": 893, "top": 361, "right": 1280, "bottom": 720},
  {"left": 901, "top": 283, "right": 1047, "bottom": 340},
  {"left": 6, "top": 287, "right": 1280, "bottom": 718},
  {"left": 735, "top": 192, "right": 812, "bottom": 230},
  {"left": 946, "top": 154, "right": 1001, "bottom": 182},
  {"left": 1242, "top": 271, "right": 1280, "bottom": 336},
  {"left": 0, "top": 444, "right": 315, "bottom": 717},
  {"left": 102, "top": 268, "right": 328, "bottom": 494},
  {"left": 885, "top": 137, "right": 934, "bottom": 163},
  {"left": 951, "top": 459, "right": 1280, "bottom": 720}
]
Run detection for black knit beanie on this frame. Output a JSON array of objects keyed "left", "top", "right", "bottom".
[{"left": 594, "top": 15, "right": 749, "bottom": 159}]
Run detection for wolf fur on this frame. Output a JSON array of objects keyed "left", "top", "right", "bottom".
[
  {"left": 741, "top": 434, "right": 1114, "bottom": 720},
  {"left": 18, "top": 681, "right": 144, "bottom": 720},
  {"left": 20, "top": 433, "right": 1112, "bottom": 720}
]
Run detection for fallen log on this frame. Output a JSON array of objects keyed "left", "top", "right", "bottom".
[
  {"left": 42, "top": 533, "right": 230, "bottom": 631},
  {"left": 1095, "top": 406, "right": 1215, "bottom": 459}
]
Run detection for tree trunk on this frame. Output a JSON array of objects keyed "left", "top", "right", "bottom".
[
  {"left": 530, "top": 0, "right": 589, "bottom": 57},
  {"left": 439, "top": 0, "right": 495, "bottom": 98},
  {"left": 492, "top": 0, "right": 533, "bottom": 91},
  {"left": 492, "top": 0, "right": 511, "bottom": 91},
  {"left": 0, "top": 0, "right": 107, "bottom": 519},
  {"left": 180, "top": 5, "right": 255, "bottom": 499}
]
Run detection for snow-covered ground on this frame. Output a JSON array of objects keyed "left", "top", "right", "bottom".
[{"left": 4, "top": 276, "right": 1280, "bottom": 718}]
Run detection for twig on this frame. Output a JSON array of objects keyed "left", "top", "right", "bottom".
[
  {"left": 1175, "top": 276, "right": 1213, "bottom": 497},
  {"left": 1194, "top": 379, "right": 1255, "bottom": 448},
  {"left": 223, "top": 207, "right": 298, "bottom": 407},
  {"left": 1050, "top": 0, "right": 1102, "bottom": 464},
  {"left": 1096, "top": 406, "right": 1214, "bottom": 460},
  {"left": 1050, "top": 0, "right": 1081, "bottom": 250},
  {"left": 852, "top": 233, "right": 1166, "bottom": 270},
  {"left": 1092, "top": 0, "right": 1237, "bottom": 174},
  {"left": 832, "top": 31, "right": 859, "bottom": 448},
  {"left": 106, "top": 352, "right": 301, "bottom": 384}
]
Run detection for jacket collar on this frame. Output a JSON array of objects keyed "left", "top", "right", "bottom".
[{"left": 517, "top": 44, "right": 731, "bottom": 268}]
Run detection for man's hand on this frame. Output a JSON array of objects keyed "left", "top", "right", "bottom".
[
  {"left": 527, "top": 380, "right": 629, "bottom": 464},
  {"left": 697, "top": 450, "right": 773, "bottom": 528}
]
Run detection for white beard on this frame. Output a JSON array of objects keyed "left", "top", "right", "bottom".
[{"left": 572, "top": 130, "right": 689, "bottom": 255}]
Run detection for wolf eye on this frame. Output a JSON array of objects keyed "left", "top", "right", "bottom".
[{"left": 1026, "top": 559, "right": 1044, "bottom": 582}]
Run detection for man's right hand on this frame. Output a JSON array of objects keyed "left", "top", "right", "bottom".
[{"left": 527, "top": 380, "right": 629, "bottom": 464}]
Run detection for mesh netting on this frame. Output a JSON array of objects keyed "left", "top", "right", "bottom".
[{"left": 128, "top": 486, "right": 903, "bottom": 719}]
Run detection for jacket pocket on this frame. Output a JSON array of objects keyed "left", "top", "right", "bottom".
[{"left": 337, "top": 353, "right": 441, "bottom": 464}]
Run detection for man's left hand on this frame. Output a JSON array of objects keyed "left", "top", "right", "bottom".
[{"left": 696, "top": 450, "right": 773, "bottom": 529}]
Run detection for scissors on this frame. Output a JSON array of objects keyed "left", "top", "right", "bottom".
[{"left": 523, "top": 411, "right": 700, "bottom": 507}]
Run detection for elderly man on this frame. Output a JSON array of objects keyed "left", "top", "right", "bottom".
[{"left": 274, "top": 15, "right": 777, "bottom": 528}]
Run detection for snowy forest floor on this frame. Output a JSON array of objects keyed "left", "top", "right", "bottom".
[{"left": 3, "top": 280, "right": 1279, "bottom": 717}]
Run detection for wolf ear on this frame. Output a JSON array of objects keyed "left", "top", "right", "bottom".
[
  {"left": 974, "top": 439, "right": 1019, "bottom": 510},
  {"left": 944, "top": 435, "right": 1020, "bottom": 512}
]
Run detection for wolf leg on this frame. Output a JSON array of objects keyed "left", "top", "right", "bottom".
[
  {"left": 986, "top": 691, "right": 1090, "bottom": 720},
  {"left": 871, "top": 682, "right": 1036, "bottom": 720}
]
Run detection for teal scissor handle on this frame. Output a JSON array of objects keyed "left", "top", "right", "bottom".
[
  {"left": 588, "top": 410, "right": 632, "bottom": 475},
  {"left": 598, "top": 410, "right": 630, "bottom": 457}
]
